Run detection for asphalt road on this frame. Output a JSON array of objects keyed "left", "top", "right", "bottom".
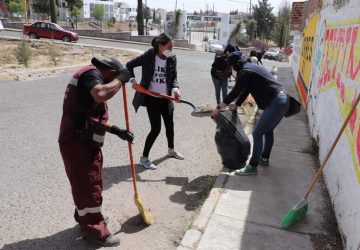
[{"left": 0, "top": 30, "right": 286, "bottom": 249}]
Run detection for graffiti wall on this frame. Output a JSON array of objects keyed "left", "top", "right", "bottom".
[
  {"left": 291, "top": 0, "right": 360, "bottom": 248},
  {"left": 297, "top": 13, "right": 319, "bottom": 105}
]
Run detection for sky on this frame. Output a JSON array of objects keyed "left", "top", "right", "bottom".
[{"left": 131, "top": 0, "right": 301, "bottom": 14}]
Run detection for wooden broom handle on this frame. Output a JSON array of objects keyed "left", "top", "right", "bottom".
[
  {"left": 122, "top": 84, "right": 138, "bottom": 194},
  {"left": 304, "top": 94, "right": 360, "bottom": 198}
]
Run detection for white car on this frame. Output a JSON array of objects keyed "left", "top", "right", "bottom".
[
  {"left": 205, "top": 40, "right": 224, "bottom": 53},
  {"left": 0, "top": 20, "right": 4, "bottom": 31}
]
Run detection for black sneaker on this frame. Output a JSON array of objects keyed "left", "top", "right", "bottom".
[
  {"left": 258, "top": 157, "right": 269, "bottom": 166},
  {"left": 84, "top": 234, "right": 120, "bottom": 247}
]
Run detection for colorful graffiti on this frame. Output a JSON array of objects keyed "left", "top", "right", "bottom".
[
  {"left": 297, "top": 13, "right": 319, "bottom": 105},
  {"left": 317, "top": 18, "right": 360, "bottom": 183}
]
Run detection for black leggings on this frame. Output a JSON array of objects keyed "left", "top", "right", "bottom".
[{"left": 143, "top": 96, "right": 174, "bottom": 157}]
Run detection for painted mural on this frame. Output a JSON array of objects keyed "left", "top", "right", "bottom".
[
  {"left": 317, "top": 18, "right": 360, "bottom": 183},
  {"left": 297, "top": 13, "right": 319, "bottom": 105}
]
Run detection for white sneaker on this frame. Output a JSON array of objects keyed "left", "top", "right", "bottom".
[
  {"left": 139, "top": 156, "right": 157, "bottom": 170},
  {"left": 168, "top": 149, "right": 185, "bottom": 160}
]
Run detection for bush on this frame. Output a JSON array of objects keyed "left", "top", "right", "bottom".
[
  {"left": 48, "top": 42, "right": 61, "bottom": 66},
  {"left": 203, "top": 36, "right": 209, "bottom": 42},
  {"left": 16, "top": 39, "right": 32, "bottom": 67},
  {"left": 251, "top": 39, "right": 270, "bottom": 50}
]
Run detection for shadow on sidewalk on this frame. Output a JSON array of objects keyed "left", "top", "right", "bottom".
[
  {"left": 2, "top": 225, "right": 100, "bottom": 250},
  {"left": 167, "top": 175, "right": 217, "bottom": 211},
  {"left": 103, "top": 155, "right": 171, "bottom": 190}
]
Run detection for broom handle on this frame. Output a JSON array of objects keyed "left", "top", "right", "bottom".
[
  {"left": 304, "top": 94, "right": 360, "bottom": 198},
  {"left": 122, "top": 84, "right": 138, "bottom": 194}
]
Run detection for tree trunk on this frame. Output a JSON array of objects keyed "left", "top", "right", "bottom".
[
  {"left": 137, "top": 0, "right": 144, "bottom": 35},
  {"left": 50, "top": 0, "right": 57, "bottom": 23}
]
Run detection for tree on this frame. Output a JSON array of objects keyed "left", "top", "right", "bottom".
[
  {"left": 9, "top": 0, "right": 24, "bottom": 17},
  {"left": 228, "top": 20, "right": 242, "bottom": 44},
  {"left": 70, "top": 6, "right": 81, "bottom": 29},
  {"left": 50, "top": 0, "right": 57, "bottom": 23},
  {"left": 32, "top": 0, "right": 50, "bottom": 14},
  {"left": 92, "top": 4, "right": 104, "bottom": 25},
  {"left": 65, "top": 0, "right": 82, "bottom": 11},
  {"left": 152, "top": 8, "right": 155, "bottom": 21},
  {"left": 245, "top": 19, "right": 257, "bottom": 39},
  {"left": 136, "top": 0, "right": 144, "bottom": 35},
  {"left": 144, "top": 6, "right": 150, "bottom": 34},
  {"left": 271, "top": 1, "right": 291, "bottom": 48},
  {"left": 252, "top": 0, "right": 276, "bottom": 40}
]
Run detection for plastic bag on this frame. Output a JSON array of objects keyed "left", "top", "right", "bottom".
[{"left": 212, "top": 110, "right": 250, "bottom": 169}]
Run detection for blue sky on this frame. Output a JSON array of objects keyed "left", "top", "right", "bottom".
[{"left": 135, "top": 0, "right": 300, "bottom": 14}]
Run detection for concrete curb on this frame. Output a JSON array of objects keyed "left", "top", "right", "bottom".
[
  {"left": 177, "top": 105, "right": 259, "bottom": 250},
  {"left": 0, "top": 35, "right": 141, "bottom": 80},
  {"left": 3, "top": 28, "right": 197, "bottom": 51}
]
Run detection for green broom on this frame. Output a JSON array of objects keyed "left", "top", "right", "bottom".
[{"left": 281, "top": 93, "right": 360, "bottom": 229}]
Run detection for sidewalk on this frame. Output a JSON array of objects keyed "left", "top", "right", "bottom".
[{"left": 178, "top": 66, "right": 340, "bottom": 250}]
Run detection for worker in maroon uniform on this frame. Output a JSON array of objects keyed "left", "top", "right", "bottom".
[{"left": 58, "top": 57, "right": 133, "bottom": 247}]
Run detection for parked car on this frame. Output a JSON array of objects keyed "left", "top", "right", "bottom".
[
  {"left": 205, "top": 40, "right": 224, "bottom": 53},
  {"left": 263, "top": 48, "right": 284, "bottom": 62},
  {"left": 23, "top": 21, "right": 78, "bottom": 42},
  {"left": 0, "top": 20, "right": 4, "bottom": 31}
]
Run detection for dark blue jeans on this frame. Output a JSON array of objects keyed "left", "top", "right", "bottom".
[
  {"left": 249, "top": 91, "right": 290, "bottom": 167},
  {"left": 211, "top": 76, "right": 228, "bottom": 104}
]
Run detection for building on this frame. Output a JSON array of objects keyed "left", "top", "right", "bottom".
[
  {"left": 83, "top": 0, "right": 114, "bottom": 20},
  {"left": 113, "top": 1, "right": 137, "bottom": 22}
]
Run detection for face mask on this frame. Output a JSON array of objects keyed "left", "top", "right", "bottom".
[{"left": 162, "top": 49, "right": 173, "bottom": 58}]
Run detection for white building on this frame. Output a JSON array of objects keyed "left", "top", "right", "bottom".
[
  {"left": 113, "top": 1, "right": 137, "bottom": 22},
  {"left": 83, "top": 0, "right": 114, "bottom": 20}
]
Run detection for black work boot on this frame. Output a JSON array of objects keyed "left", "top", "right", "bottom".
[{"left": 84, "top": 234, "right": 120, "bottom": 247}]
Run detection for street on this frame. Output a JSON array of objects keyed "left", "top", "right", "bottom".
[{"left": 0, "top": 32, "right": 285, "bottom": 249}]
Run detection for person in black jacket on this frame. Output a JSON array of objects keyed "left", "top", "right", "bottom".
[
  {"left": 212, "top": 51, "right": 289, "bottom": 176},
  {"left": 126, "top": 33, "right": 184, "bottom": 170},
  {"left": 211, "top": 52, "right": 231, "bottom": 104}
]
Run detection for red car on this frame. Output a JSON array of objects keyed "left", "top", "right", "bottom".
[{"left": 23, "top": 21, "right": 78, "bottom": 42}]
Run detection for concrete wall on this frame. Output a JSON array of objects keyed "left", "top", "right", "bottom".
[{"left": 291, "top": 0, "right": 360, "bottom": 249}]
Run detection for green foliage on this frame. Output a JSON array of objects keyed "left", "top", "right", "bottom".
[
  {"left": 9, "top": 0, "right": 24, "bottom": 17},
  {"left": 70, "top": 6, "right": 81, "bottom": 18},
  {"left": 65, "top": 0, "right": 83, "bottom": 11},
  {"left": 50, "top": 0, "right": 57, "bottom": 23},
  {"left": 92, "top": 4, "right": 104, "bottom": 24},
  {"left": 47, "top": 42, "right": 61, "bottom": 66},
  {"left": 202, "top": 36, "right": 208, "bottom": 42},
  {"left": 106, "top": 18, "right": 114, "bottom": 28},
  {"left": 271, "top": 1, "right": 291, "bottom": 48},
  {"left": 245, "top": 19, "right": 257, "bottom": 39},
  {"left": 252, "top": 0, "right": 276, "bottom": 40},
  {"left": 228, "top": 20, "right": 242, "bottom": 43},
  {"left": 32, "top": 0, "right": 50, "bottom": 14},
  {"left": 16, "top": 39, "right": 32, "bottom": 67}
]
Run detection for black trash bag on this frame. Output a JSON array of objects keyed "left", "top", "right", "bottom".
[{"left": 212, "top": 110, "right": 250, "bottom": 169}]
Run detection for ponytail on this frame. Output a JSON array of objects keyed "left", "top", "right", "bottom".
[{"left": 151, "top": 33, "right": 173, "bottom": 53}]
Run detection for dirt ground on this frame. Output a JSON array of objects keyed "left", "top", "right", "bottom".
[{"left": 0, "top": 38, "right": 139, "bottom": 81}]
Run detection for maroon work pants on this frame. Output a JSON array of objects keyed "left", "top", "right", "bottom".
[{"left": 59, "top": 140, "right": 109, "bottom": 240}]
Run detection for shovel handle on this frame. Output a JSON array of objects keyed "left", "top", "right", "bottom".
[
  {"left": 304, "top": 94, "right": 360, "bottom": 198},
  {"left": 122, "top": 84, "right": 138, "bottom": 194}
]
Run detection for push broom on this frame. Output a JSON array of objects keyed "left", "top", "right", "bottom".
[
  {"left": 122, "top": 83, "right": 153, "bottom": 225},
  {"left": 132, "top": 84, "right": 196, "bottom": 111},
  {"left": 281, "top": 93, "right": 360, "bottom": 229}
]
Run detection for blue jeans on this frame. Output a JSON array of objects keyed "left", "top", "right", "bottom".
[
  {"left": 211, "top": 76, "right": 228, "bottom": 104},
  {"left": 249, "top": 91, "right": 290, "bottom": 167}
]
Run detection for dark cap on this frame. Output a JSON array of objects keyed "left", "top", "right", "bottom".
[
  {"left": 91, "top": 57, "right": 130, "bottom": 83},
  {"left": 227, "top": 51, "right": 248, "bottom": 66},
  {"left": 91, "top": 57, "right": 125, "bottom": 75}
]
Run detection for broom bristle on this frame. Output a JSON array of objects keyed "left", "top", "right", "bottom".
[
  {"left": 281, "top": 199, "right": 308, "bottom": 229},
  {"left": 134, "top": 193, "right": 153, "bottom": 225}
]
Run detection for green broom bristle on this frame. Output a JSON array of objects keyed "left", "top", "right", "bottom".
[{"left": 281, "top": 199, "right": 308, "bottom": 229}]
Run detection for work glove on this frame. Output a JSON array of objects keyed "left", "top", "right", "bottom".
[
  {"left": 109, "top": 125, "right": 134, "bottom": 143},
  {"left": 117, "top": 69, "right": 131, "bottom": 84}
]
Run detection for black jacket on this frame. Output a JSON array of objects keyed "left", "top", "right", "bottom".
[
  {"left": 223, "top": 63, "right": 282, "bottom": 110},
  {"left": 126, "top": 48, "right": 179, "bottom": 112}
]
